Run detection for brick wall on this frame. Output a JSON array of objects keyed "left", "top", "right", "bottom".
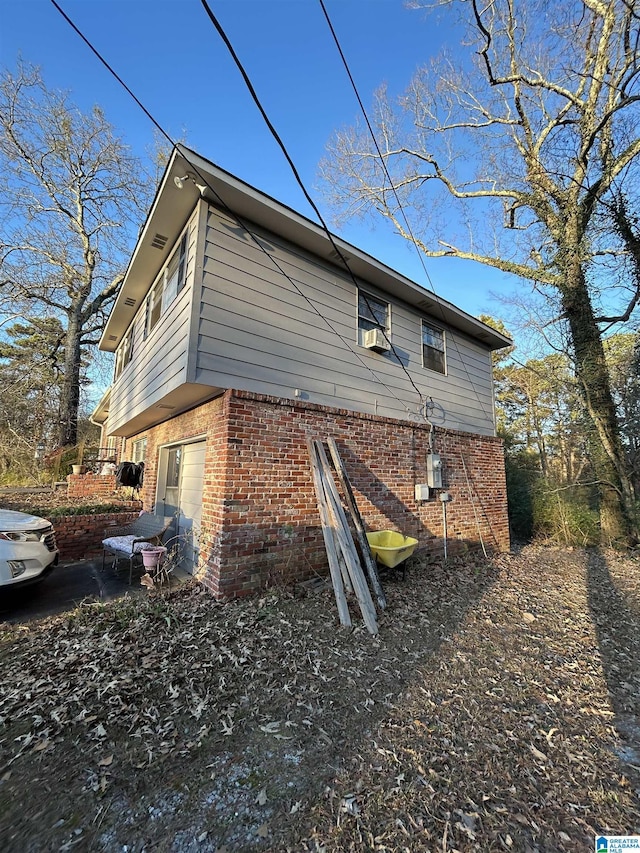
[
  {"left": 123, "top": 390, "right": 509, "bottom": 600},
  {"left": 208, "top": 391, "right": 509, "bottom": 598},
  {"left": 67, "top": 473, "right": 119, "bottom": 501},
  {"left": 53, "top": 510, "right": 141, "bottom": 561}
]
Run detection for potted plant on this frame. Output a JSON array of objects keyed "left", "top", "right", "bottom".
[
  {"left": 141, "top": 545, "right": 167, "bottom": 570},
  {"left": 71, "top": 440, "right": 87, "bottom": 475}
]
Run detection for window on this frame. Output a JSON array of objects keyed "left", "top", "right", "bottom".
[
  {"left": 358, "top": 290, "right": 389, "bottom": 345},
  {"left": 132, "top": 438, "right": 147, "bottom": 464},
  {"left": 164, "top": 446, "right": 182, "bottom": 512},
  {"left": 114, "top": 327, "right": 134, "bottom": 379},
  {"left": 145, "top": 231, "right": 188, "bottom": 338},
  {"left": 422, "top": 321, "right": 446, "bottom": 374}
]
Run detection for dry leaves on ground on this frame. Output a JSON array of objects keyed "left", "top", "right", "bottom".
[{"left": 0, "top": 544, "right": 639, "bottom": 852}]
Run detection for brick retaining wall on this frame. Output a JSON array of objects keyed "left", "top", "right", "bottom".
[
  {"left": 53, "top": 510, "right": 140, "bottom": 562},
  {"left": 67, "top": 473, "right": 120, "bottom": 501}
]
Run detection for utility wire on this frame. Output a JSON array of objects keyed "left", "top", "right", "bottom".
[
  {"left": 318, "top": 0, "right": 498, "bottom": 429},
  {"left": 49, "top": 0, "right": 420, "bottom": 419},
  {"left": 198, "top": 0, "right": 428, "bottom": 412},
  {"left": 318, "top": 0, "right": 436, "bottom": 298}
]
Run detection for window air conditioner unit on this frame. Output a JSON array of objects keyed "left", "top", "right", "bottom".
[{"left": 363, "top": 327, "right": 390, "bottom": 353}]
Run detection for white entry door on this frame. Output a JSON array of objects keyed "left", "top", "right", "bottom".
[
  {"left": 158, "top": 441, "right": 206, "bottom": 573},
  {"left": 177, "top": 442, "right": 206, "bottom": 572}
]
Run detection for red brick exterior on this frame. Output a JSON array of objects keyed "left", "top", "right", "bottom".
[
  {"left": 53, "top": 510, "right": 140, "bottom": 561},
  {"left": 126, "top": 390, "right": 510, "bottom": 600},
  {"left": 67, "top": 473, "right": 119, "bottom": 500}
]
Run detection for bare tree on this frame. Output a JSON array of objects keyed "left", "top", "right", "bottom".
[
  {"left": 0, "top": 62, "right": 150, "bottom": 447},
  {"left": 321, "top": 0, "right": 640, "bottom": 544}
]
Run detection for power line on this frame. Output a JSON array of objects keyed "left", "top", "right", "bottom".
[
  {"left": 198, "top": 0, "right": 428, "bottom": 412},
  {"left": 318, "top": 0, "right": 436, "bottom": 297},
  {"left": 48, "top": 0, "right": 420, "bottom": 419},
  {"left": 318, "top": 0, "right": 496, "bottom": 427}
]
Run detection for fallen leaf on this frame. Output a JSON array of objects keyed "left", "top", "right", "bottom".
[
  {"left": 529, "top": 744, "right": 548, "bottom": 762},
  {"left": 256, "top": 788, "right": 267, "bottom": 806},
  {"left": 259, "top": 721, "right": 281, "bottom": 734},
  {"left": 98, "top": 754, "right": 113, "bottom": 767},
  {"left": 257, "top": 824, "right": 269, "bottom": 838}
]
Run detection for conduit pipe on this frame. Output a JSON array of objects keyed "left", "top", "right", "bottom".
[{"left": 442, "top": 496, "right": 448, "bottom": 560}]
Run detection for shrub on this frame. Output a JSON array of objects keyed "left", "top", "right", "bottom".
[{"left": 532, "top": 485, "right": 600, "bottom": 547}]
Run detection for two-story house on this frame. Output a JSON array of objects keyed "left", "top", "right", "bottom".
[{"left": 93, "top": 145, "right": 511, "bottom": 597}]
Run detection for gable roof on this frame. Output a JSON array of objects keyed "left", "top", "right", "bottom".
[{"left": 100, "top": 145, "right": 511, "bottom": 352}]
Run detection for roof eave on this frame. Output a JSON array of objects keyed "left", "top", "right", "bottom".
[{"left": 100, "top": 145, "right": 512, "bottom": 353}]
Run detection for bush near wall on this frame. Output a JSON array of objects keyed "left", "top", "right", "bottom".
[{"left": 53, "top": 510, "right": 140, "bottom": 562}]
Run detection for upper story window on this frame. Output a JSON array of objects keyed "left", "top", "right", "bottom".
[
  {"left": 114, "top": 326, "right": 134, "bottom": 379},
  {"left": 145, "top": 231, "right": 188, "bottom": 338},
  {"left": 422, "top": 321, "right": 446, "bottom": 374},
  {"left": 357, "top": 290, "right": 390, "bottom": 346}
]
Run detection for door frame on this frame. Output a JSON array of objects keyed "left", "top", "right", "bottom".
[{"left": 156, "top": 435, "right": 207, "bottom": 572}]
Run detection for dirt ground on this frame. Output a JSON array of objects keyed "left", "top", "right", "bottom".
[{"left": 0, "top": 544, "right": 639, "bottom": 852}]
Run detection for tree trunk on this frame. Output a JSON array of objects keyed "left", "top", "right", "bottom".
[
  {"left": 562, "top": 262, "right": 638, "bottom": 545},
  {"left": 58, "top": 310, "right": 82, "bottom": 448}
]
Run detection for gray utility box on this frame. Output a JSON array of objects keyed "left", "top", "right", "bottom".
[{"left": 426, "top": 453, "right": 443, "bottom": 489}]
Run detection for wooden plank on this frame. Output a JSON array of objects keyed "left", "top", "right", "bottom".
[
  {"left": 315, "top": 441, "right": 378, "bottom": 635},
  {"left": 306, "top": 439, "right": 351, "bottom": 627},
  {"left": 326, "top": 437, "right": 387, "bottom": 611},
  {"left": 321, "top": 467, "right": 378, "bottom": 636},
  {"left": 310, "top": 439, "right": 352, "bottom": 595}
]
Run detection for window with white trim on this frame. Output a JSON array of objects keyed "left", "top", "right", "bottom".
[
  {"left": 114, "top": 326, "right": 134, "bottom": 379},
  {"left": 132, "top": 438, "right": 147, "bottom": 464},
  {"left": 422, "top": 321, "right": 446, "bottom": 374},
  {"left": 357, "top": 290, "right": 390, "bottom": 346},
  {"left": 145, "top": 231, "right": 188, "bottom": 338}
]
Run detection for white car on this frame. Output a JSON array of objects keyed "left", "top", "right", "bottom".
[{"left": 0, "top": 509, "right": 59, "bottom": 588}]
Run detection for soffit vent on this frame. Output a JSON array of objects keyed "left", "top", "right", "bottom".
[
  {"left": 156, "top": 404, "right": 176, "bottom": 410},
  {"left": 108, "top": 335, "right": 117, "bottom": 341},
  {"left": 124, "top": 297, "right": 136, "bottom": 307},
  {"left": 328, "top": 249, "right": 350, "bottom": 264},
  {"left": 151, "top": 233, "right": 169, "bottom": 250}
]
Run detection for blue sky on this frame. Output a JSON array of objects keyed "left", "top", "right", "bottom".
[{"left": 0, "top": 0, "right": 519, "bottom": 320}]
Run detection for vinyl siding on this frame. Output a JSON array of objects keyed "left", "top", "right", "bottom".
[
  {"left": 107, "top": 209, "right": 199, "bottom": 434},
  {"left": 194, "top": 206, "right": 496, "bottom": 435}
]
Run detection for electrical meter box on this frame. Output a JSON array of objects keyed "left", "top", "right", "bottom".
[{"left": 426, "top": 453, "right": 443, "bottom": 489}]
